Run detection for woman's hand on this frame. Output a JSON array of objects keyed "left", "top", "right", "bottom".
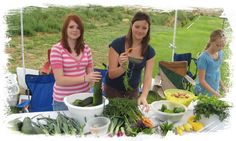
[
  {"left": 212, "top": 91, "right": 222, "bottom": 98},
  {"left": 118, "top": 52, "right": 128, "bottom": 68},
  {"left": 84, "top": 71, "right": 102, "bottom": 83},
  {"left": 221, "top": 84, "right": 229, "bottom": 93},
  {"left": 138, "top": 95, "right": 150, "bottom": 112},
  {"left": 219, "top": 80, "right": 228, "bottom": 94}
]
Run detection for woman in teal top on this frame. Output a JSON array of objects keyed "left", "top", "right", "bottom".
[{"left": 195, "top": 29, "right": 227, "bottom": 97}]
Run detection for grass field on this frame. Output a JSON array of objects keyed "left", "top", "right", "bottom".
[{"left": 5, "top": 6, "right": 231, "bottom": 87}]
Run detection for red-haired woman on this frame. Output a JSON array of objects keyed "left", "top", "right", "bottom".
[{"left": 50, "top": 14, "right": 101, "bottom": 111}]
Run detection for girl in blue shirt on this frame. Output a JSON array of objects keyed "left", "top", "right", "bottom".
[
  {"left": 104, "top": 12, "right": 156, "bottom": 109},
  {"left": 195, "top": 29, "right": 227, "bottom": 97}
]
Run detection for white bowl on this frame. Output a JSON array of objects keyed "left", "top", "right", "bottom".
[
  {"left": 64, "top": 93, "right": 109, "bottom": 123},
  {"left": 151, "top": 100, "right": 187, "bottom": 122},
  {"left": 86, "top": 116, "right": 110, "bottom": 137}
]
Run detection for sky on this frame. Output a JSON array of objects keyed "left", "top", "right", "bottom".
[{"left": 0, "top": 0, "right": 236, "bottom": 141}]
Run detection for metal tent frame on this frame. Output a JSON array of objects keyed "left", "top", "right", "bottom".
[
  {"left": 170, "top": 9, "right": 178, "bottom": 61},
  {"left": 20, "top": 8, "right": 25, "bottom": 76}
]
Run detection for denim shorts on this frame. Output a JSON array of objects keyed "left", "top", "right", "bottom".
[{"left": 52, "top": 100, "right": 68, "bottom": 111}]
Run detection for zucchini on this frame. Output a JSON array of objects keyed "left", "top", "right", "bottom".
[
  {"left": 8, "top": 118, "right": 23, "bottom": 131},
  {"left": 93, "top": 80, "right": 103, "bottom": 106},
  {"left": 72, "top": 99, "right": 82, "bottom": 106},
  {"left": 77, "top": 96, "right": 93, "bottom": 107},
  {"left": 21, "top": 117, "right": 37, "bottom": 134}
]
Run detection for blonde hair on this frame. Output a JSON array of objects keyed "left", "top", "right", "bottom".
[{"left": 205, "top": 29, "right": 225, "bottom": 50}]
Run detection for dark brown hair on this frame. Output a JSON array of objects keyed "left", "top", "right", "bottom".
[
  {"left": 61, "top": 14, "right": 85, "bottom": 55},
  {"left": 126, "top": 11, "right": 151, "bottom": 56},
  {"left": 205, "top": 29, "right": 225, "bottom": 50}
]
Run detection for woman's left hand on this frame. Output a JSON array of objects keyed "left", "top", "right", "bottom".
[
  {"left": 138, "top": 95, "right": 150, "bottom": 112},
  {"left": 221, "top": 85, "right": 229, "bottom": 93}
]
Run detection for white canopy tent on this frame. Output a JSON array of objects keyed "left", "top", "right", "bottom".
[
  {"left": 17, "top": 7, "right": 39, "bottom": 90},
  {"left": 219, "top": 11, "right": 227, "bottom": 29},
  {"left": 170, "top": 9, "right": 178, "bottom": 61},
  {"left": 20, "top": 8, "right": 25, "bottom": 75}
]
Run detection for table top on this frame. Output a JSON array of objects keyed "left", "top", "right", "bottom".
[{"left": 5, "top": 103, "right": 229, "bottom": 137}]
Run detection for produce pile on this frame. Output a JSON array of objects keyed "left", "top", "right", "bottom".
[
  {"left": 72, "top": 80, "right": 103, "bottom": 107},
  {"left": 193, "top": 95, "right": 231, "bottom": 121},
  {"left": 7, "top": 92, "right": 232, "bottom": 137},
  {"left": 174, "top": 95, "right": 231, "bottom": 136},
  {"left": 103, "top": 98, "right": 155, "bottom": 137},
  {"left": 164, "top": 89, "right": 196, "bottom": 106},
  {"left": 159, "top": 104, "right": 185, "bottom": 113},
  {"left": 8, "top": 112, "right": 84, "bottom": 135},
  {"left": 175, "top": 115, "right": 204, "bottom": 135}
]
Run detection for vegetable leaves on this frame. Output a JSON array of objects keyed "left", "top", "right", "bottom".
[{"left": 193, "top": 95, "right": 231, "bottom": 121}]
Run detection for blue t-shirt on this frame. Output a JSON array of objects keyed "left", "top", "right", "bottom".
[
  {"left": 105, "top": 36, "right": 156, "bottom": 91},
  {"left": 195, "top": 50, "right": 224, "bottom": 96}
]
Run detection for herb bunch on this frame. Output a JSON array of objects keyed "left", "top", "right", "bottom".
[
  {"left": 193, "top": 95, "right": 232, "bottom": 121},
  {"left": 159, "top": 122, "right": 174, "bottom": 136},
  {"left": 122, "top": 62, "right": 133, "bottom": 91},
  {"left": 103, "top": 98, "right": 154, "bottom": 136}
]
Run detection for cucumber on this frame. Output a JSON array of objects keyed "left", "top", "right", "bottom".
[
  {"left": 77, "top": 96, "right": 93, "bottom": 107},
  {"left": 160, "top": 104, "right": 167, "bottom": 112},
  {"left": 72, "top": 99, "right": 82, "bottom": 106},
  {"left": 93, "top": 80, "right": 103, "bottom": 106},
  {"left": 173, "top": 107, "right": 185, "bottom": 113}
]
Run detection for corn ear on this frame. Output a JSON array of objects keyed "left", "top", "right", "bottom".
[
  {"left": 183, "top": 123, "right": 192, "bottom": 132},
  {"left": 176, "top": 127, "right": 184, "bottom": 135}
]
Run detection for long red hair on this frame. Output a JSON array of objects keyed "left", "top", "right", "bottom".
[{"left": 61, "top": 14, "right": 85, "bottom": 55}]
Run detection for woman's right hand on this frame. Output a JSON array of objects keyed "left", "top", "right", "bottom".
[
  {"left": 84, "top": 72, "right": 102, "bottom": 83},
  {"left": 118, "top": 52, "right": 128, "bottom": 68}
]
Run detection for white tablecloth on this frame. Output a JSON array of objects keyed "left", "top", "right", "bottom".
[
  {"left": 5, "top": 105, "right": 229, "bottom": 136},
  {"left": 139, "top": 102, "right": 229, "bottom": 133}
]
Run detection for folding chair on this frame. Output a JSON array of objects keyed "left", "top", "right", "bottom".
[
  {"left": 16, "top": 67, "right": 39, "bottom": 90},
  {"left": 174, "top": 53, "right": 197, "bottom": 80},
  {"left": 94, "top": 63, "right": 108, "bottom": 83},
  {"left": 94, "top": 68, "right": 107, "bottom": 83},
  {"left": 153, "top": 61, "right": 195, "bottom": 97},
  {"left": 16, "top": 74, "right": 55, "bottom": 112}
]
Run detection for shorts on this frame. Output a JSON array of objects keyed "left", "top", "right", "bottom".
[{"left": 52, "top": 100, "right": 68, "bottom": 111}]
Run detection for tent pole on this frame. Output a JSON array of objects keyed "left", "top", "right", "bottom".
[
  {"left": 171, "top": 9, "right": 178, "bottom": 61},
  {"left": 20, "top": 7, "right": 25, "bottom": 75}
]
